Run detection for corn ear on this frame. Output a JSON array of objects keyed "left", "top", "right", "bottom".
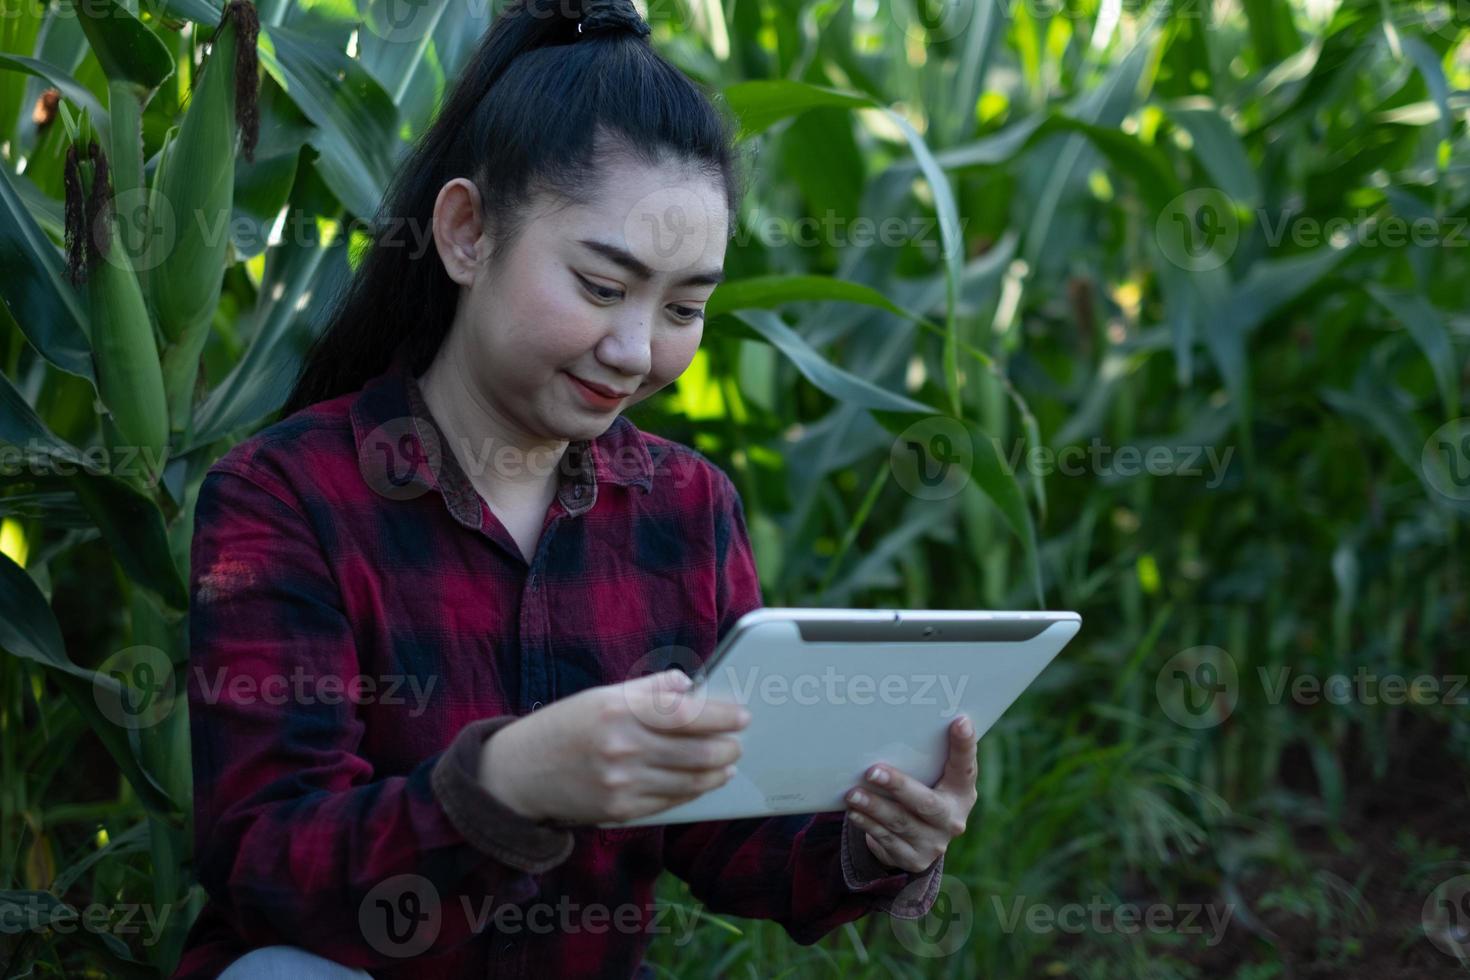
[
  {"left": 64, "top": 140, "right": 170, "bottom": 479},
  {"left": 150, "top": 0, "right": 259, "bottom": 344}
]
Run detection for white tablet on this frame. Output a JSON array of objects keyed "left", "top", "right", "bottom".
[{"left": 597, "top": 607, "right": 1081, "bottom": 827}]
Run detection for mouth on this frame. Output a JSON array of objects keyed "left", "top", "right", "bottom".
[
  {"left": 568, "top": 374, "right": 635, "bottom": 398},
  {"left": 565, "top": 372, "right": 635, "bottom": 409}
]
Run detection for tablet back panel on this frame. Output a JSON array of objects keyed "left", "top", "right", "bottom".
[{"left": 599, "top": 608, "right": 1080, "bottom": 827}]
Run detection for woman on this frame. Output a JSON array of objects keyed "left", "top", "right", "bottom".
[{"left": 174, "top": 0, "right": 979, "bottom": 976}]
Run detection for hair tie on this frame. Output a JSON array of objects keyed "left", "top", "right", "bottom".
[{"left": 579, "top": 0, "right": 651, "bottom": 38}]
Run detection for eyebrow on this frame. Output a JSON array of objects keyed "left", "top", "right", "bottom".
[{"left": 576, "top": 238, "right": 726, "bottom": 288}]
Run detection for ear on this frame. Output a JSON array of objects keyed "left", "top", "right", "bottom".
[{"left": 432, "top": 177, "right": 487, "bottom": 287}]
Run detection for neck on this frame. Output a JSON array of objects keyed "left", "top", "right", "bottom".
[{"left": 415, "top": 347, "right": 568, "bottom": 507}]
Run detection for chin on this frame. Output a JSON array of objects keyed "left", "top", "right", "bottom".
[{"left": 552, "top": 412, "right": 618, "bottom": 440}]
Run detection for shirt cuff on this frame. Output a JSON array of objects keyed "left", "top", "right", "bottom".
[
  {"left": 430, "top": 715, "right": 576, "bottom": 874},
  {"left": 839, "top": 811, "right": 945, "bottom": 919}
]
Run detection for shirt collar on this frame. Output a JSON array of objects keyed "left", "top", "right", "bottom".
[{"left": 348, "top": 352, "right": 654, "bottom": 528}]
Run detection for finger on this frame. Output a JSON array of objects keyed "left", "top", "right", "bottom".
[
  {"left": 641, "top": 732, "right": 743, "bottom": 773},
  {"left": 627, "top": 759, "right": 737, "bottom": 798},
  {"left": 861, "top": 762, "right": 954, "bottom": 833},
  {"left": 617, "top": 668, "right": 695, "bottom": 723},
  {"left": 845, "top": 783, "right": 927, "bottom": 842},
  {"left": 627, "top": 667, "right": 693, "bottom": 695},
  {"left": 845, "top": 807, "right": 926, "bottom": 872},
  {"left": 628, "top": 682, "right": 750, "bottom": 735},
  {"left": 938, "top": 715, "right": 979, "bottom": 794}
]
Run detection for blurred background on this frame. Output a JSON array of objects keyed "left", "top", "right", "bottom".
[{"left": 2, "top": 0, "right": 1468, "bottom": 976}]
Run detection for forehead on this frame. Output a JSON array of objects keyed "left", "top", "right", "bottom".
[{"left": 532, "top": 155, "right": 729, "bottom": 279}]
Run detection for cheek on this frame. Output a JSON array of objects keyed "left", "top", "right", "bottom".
[
  {"left": 649, "top": 327, "right": 703, "bottom": 385},
  {"left": 474, "top": 276, "right": 599, "bottom": 364}
]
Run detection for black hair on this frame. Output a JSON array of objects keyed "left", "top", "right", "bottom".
[{"left": 280, "top": 0, "right": 744, "bottom": 417}]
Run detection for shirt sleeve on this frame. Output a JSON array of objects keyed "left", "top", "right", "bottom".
[
  {"left": 187, "top": 463, "right": 573, "bottom": 969},
  {"left": 659, "top": 470, "right": 945, "bottom": 945}
]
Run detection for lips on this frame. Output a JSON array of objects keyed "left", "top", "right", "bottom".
[{"left": 568, "top": 374, "right": 633, "bottom": 398}]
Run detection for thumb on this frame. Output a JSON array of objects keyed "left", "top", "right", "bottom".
[
  {"left": 641, "top": 668, "right": 692, "bottom": 692},
  {"left": 623, "top": 667, "right": 691, "bottom": 702},
  {"left": 938, "top": 715, "right": 978, "bottom": 792}
]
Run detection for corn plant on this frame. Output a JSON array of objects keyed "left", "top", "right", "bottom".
[{"left": 1, "top": 0, "right": 495, "bottom": 972}]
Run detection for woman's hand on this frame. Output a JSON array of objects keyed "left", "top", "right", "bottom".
[
  {"left": 843, "top": 715, "right": 979, "bottom": 873},
  {"left": 477, "top": 669, "right": 750, "bottom": 825}
]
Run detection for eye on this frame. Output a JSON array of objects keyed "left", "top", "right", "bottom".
[
  {"left": 575, "top": 271, "right": 622, "bottom": 302},
  {"left": 668, "top": 305, "right": 705, "bottom": 324}
]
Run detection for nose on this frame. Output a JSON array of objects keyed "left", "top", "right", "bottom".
[{"left": 595, "top": 304, "right": 654, "bottom": 381}]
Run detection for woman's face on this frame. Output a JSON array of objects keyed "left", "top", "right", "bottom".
[{"left": 434, "top": 154, "right": 729, "bottom": 445}]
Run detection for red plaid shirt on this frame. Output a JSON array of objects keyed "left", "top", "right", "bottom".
[{"left": 172, "top": 352, "right": 942, "bottom": 979}]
